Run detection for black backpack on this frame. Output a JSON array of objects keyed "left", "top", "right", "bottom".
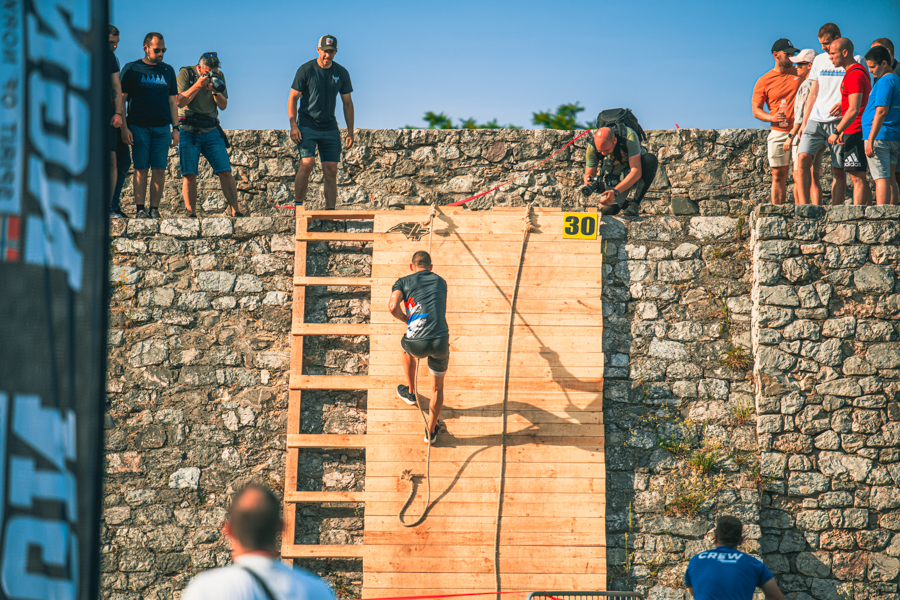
[{"left": 596, "top": 108, "right": 646, "bottom": 142}]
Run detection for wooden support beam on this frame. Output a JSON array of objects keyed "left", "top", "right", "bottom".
[
  {"left": 290, "top": 375, "right": 372, "bottom": 390},
  {"left": 285, "top": 491, "right": 369, "bottom": 503},
  {"left": 292, "top": 323, "right": 373, "bottom": 336},
  {"left": 287, "top": 434, "right": 367, "bottom": 449},
  {"left": 298, "top": 232, "right": 377, "bottom": 242},
  {"left": 298, "top": 210, "right": 376, "bottom": 220},
  {"left": 295, "top": 276, "right": 374, "bottom": 287},
  {"left": 281, "top": 544, "right": 366, "bottom": 559}
]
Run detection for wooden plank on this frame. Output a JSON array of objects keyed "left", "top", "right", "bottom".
[
  {"left": 364, "top": 476, "right": 604, "bottom": 494},
  {"left": 281, "top": 544, "right": 366, "bottom": 558},
  {"left": 299, "top": 232, "right": 378, "bottom": 242},
  {"left": 332, "top": 275, "right": 605, "bottom": 289},
  {"left": 363, "top": 571, "right": 606, "bottom": 589},
  {"left": 295, "top": 276, "right": 374, "bottom": 287},
  {"left": 287, "top": 434, "right": 367, "bottom": 449},
  {"left": 368, "top": 350, "right": 605, "bottom": 367},
  {"left": 372, "top": 263, "right": 602, "bottom": 284},
  {"left": 376, "top": 212, "right": 566, "bottom": 235},
  {"left": 290, "top": 374, "right": 602, "bottom": 393},
  {"left": 365, "top": 421, "right": 604, "bottom": 438},
  {"left": 365, "top": 500, "right": 603, "bottom": 518},
  {"left": 284, "top": 491, "right": 367, "bottom": 503},
  {"left": 367, "top": 408, "right": 603, "bottom": 424},
  {"left": 364, "top": 515, "right": 603, "bottom": 533},
  {"left": 370, "top": 335, "right": 603, "bottom": 353},
  {"left": 373, "top": 251, "right": 604, "bottom": 268},
  {"left": 365, "top": 443, "right": 604, "bottom": 462},
  {"left": 365, "top": 389, "right": 604, "bottom": 407},
  {"left": 368, "top": 364, "right": 603, "bottom": 380},
  {"left": 365, "top": 461, "right": 606, "bottom": 479},
  {"left": 364, "top": 530, "right": 605, "bottom": 547},
  {"left": 294, "top": 323, "right": 603, "bottom": 337},
  {"left": 364, "top": 545, "right": 602, "bottom": 559},
  {"left": 298, "top": 210, "right": 376, "bottom": 220},
  {"left": 363, "top": 555, "right": 605, "bottom": 575}
]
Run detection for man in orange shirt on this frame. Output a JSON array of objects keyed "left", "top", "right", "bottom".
[{"left": 752, "top": 39, "right": 804, "bottom": 204}]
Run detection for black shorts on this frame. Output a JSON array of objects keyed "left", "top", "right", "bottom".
[
  {"left": 401, "top": 335, "right": 450, "bottom": 376},
  {"left": 837, "top": 131, "right": 868, "bottom": 172}
]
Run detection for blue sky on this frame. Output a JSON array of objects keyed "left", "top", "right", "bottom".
[{"left": 111, "top": 0, "right": 900, "bottom": 131}]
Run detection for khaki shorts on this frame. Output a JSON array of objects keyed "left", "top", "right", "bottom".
[{"left": 767, "top": 130, "right": 791, "bottom": 168}]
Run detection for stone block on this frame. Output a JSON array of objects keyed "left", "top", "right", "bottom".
[
  {"left": 800, "top": 338, "right": 842, "bottom": 367},
  {"left": 855, "top": 264, "right": 895, "bottom": 293},
  {"left": 868, "top": 553, "right": 900, "bottom": 581},
  {"left": 795, "top": 205, "right": 826, "bottom": 220},
  {"left": 796, "top": 551, "right": 832, "bottom": 577},
  {"left": 759, "top": 285, "right": 800, "bottom": 307},
  {"left": 198, "top": 271, "right": 236, "bottom": 293},
  {"left": 825, "top": 245, "right": 868, "bottom": 269},
  {"left": 200, "top": 218, "right": 233, "bottom": 237},
  {"left": 757, "top": 216, "right": 788, "bottom": 239},
  {"left": 823, "top": 223, "right": 857, "bottom": 245},
  {"left": 657, "top": 260, "right": 703, "bottom": 282},
  {"left": 858, "top": 221, "right": 900, "bottom": 245},
  {"left": 235, "top": 217, "right": 275, "bottom": 235},
  {"left": 827, "top": 205, "right": 866, "bottom": 221},
  {"left": 815, "top": 379, "right": 862, "bottom": 397},
  {"left": 758, "top": 328, "right": 782, "bottom": 345},
  {"left": 758, "top": 261, "right": 782, "bottom": 285},
  {"left": 168, "top": 467, "right": 200, "bottom": 490},
  {"left": 758, "top": 239, "right": 799, "bottom": 260},
  {"left": 822, "top": 317, "right": 856, "bottom": 338},
  {"left": 783, "top": 320, "right": 821, "bottom": 341},
  {"left": 788, "top": 472, "right": 830, "bottom": 495},
  {"left": 176, "top": 292, "right": 211, "bottom": 311},
  {"left": 868, "top": 343, "right": 900, "bottom": 369},
  {"left": 689, "top": 216, "right": 737, "bottom": 241},
  {"left": 235, "top": 274, "right": 263, "bottom": 293},
  {"left": 648, "top": 339, "right": 687, "bottom": 361},
  {"left": 758, "top": 346, "right": 796, "bottom": 372},
  {"left": 160, "top": 219, "right": 200, "bottom": 238},
  {"left": 814, "top": 431, "right": 841, "bottom": 450},
  {"left": 630, "top": 217, "right": 684, "bottom": 241},
  {"left": 781, "top": 257, "right": 810, "bottom": 283},
  {"left": 670, "top": 197, "right": 699, "bottom": 216}
]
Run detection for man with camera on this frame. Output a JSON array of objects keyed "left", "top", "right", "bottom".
[
  {"left": 176, "top": 52, "right": 244, "bottom": 217},
  {"left": 582, "top": 111, "right": 658, "bottom": 217}
]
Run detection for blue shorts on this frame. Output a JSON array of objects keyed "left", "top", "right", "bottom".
[
  {"left": 131, "top": 125, "right": 171, "bottom": 170},
  {"left": 296, "top": 126, "right": 342, "bottom": 163},
  {"left": 178, "top": 129, "right": 231, "bottom": 175}
]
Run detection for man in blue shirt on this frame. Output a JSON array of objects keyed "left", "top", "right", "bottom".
[
  {"left": 862, "top": 45, "right": 900, "bottom": 206},
  {"left": 685, "top": 516, "right": 787, "bottom": 600}
]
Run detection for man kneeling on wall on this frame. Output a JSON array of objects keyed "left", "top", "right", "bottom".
[{"left": 388, "top": 251, "right": 450, "bottom": 445}]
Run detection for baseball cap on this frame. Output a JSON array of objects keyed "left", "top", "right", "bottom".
[
  {"left": 772, "top": 38, "right": 799, "bottom": 54},
  {"left": 318, "top": 35, "right": 337, "bottom": 51},
  {"left": 790, "top": 48, "right": 816, "bottom": 63}
]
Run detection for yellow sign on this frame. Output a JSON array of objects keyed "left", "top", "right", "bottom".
[{"left": 563, "top": 213, "right": 598, "bottom": 239}]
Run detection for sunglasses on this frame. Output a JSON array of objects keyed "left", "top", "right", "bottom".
[
  {"left": 203, "top": 52, "right": 217, "bottom": 59},
  {"left": 151, "top": 48, "right": 166, "bottom": 54},
  {"left": 794, "top": 62, "right": 810, "bottom": 67}
]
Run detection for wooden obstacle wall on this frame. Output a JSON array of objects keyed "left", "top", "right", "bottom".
[{"left": 283, "top": 207, "right": 606, "bottom": 597}]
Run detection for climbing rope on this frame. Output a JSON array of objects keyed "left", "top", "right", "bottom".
[
  {"left": 398, "top": 203, "right": 439, "bottom": 528},
  {"left": 494, "top": 202, "right": 536, "bottom": 599}
]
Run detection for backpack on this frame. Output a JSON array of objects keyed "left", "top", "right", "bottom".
[{"left": 596, "top": 108, "right": 647, "bottom": 143}]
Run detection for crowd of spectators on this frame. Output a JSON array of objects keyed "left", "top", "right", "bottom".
[
  {"left": 753, "top": 22, "right": 900, "bottom": 206},
  {"left": 106, "top": 28, "right": 353, "bottom": 219}
]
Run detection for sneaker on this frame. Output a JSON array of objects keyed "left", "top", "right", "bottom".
[
  {"left": 110, "top": 210, "right": 125, "bottom": 219},
  {"left": 424, "top": 428, "right": 438, "bottom": 445},
  {"left": 621, "top": 203, "right": 640, "bottom": 218},
  {"left": 148, "top": 207, "right": 161, "bottom": 219},
  {"left": 396, "top": 384, "right": 417, "bottom": 406},
  {"left": 188, "top": 213, "right": 198, "bottom": 218},
  {"left": 136, "top": 209, "right": 150, "bottom": 219}
]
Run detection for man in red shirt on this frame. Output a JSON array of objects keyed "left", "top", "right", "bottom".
[
  {"left": 827, "top": 38, "right": 872, "bottom": 205},
  {"left": 752, "top": 38, "right": 803, "bottom": 205}
]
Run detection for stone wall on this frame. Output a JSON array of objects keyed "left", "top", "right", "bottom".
[
  {"left": 750, "top": 205, "right": 900, "bottom": 600},
  {"left": 103, "top": 131, "right": 899, "bottom": 600},
  {"left": 117, "top": 128, "right": 800, "bottom": 218}
]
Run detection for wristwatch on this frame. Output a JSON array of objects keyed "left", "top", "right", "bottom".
[
  {"left": 613, "top": 189, "right": 620, "bottom": 199},
  {"left": 172, "top": 125, "right": 180, "bottom": 131},
  {"left": 787, "top": 133, "right": 794, "bottom": 139}
]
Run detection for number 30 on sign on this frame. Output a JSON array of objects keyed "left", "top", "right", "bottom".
[{"left": 563, "top": 213, "right": 598, "bottom": 239}]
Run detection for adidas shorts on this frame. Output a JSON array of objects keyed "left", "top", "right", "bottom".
[{"left": 838, "top": 131, "right": 867, "bottom": 172}]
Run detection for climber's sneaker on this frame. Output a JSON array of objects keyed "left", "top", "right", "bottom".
[
  {"left": 424, "top": 423, "right": 442, "bottom": 445},
  {"left": 396, "top": 384, "right": 417, "bottom": 406}
]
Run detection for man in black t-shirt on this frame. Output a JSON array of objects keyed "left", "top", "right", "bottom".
[
  {"left": 109, "top": 25, "right": 125, "bottom": 218},
  {"left": 287, "top": 35, "right": 355, "bottom": 210},
  {"left": 389, "top": 251, "right": 450, "bottom": 445},
  {"left": 120, "top": 32, "right": 179, "bottom": 218}
]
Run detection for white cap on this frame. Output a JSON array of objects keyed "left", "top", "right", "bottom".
[{"left": 791, "top": 49, "right": 816, "bottom": 63}]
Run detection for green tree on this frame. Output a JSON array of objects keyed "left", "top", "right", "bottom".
[
  {"left": 406, "top": 112, "right": 520, "bottom": 129},
  {"left": 532, "top": 103, "right": 587, "bottom": 130}
]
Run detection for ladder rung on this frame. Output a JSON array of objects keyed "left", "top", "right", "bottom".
[
  {"left": 295, "top": 276, "right": 374, "bottom": 287},
  {"left": 285, "top": 491, "right": 368, "bottom": 503},
  {"left": 291, "top": 323, "right": 383, "bottom": 336},
  {"left": 298, "top": 211, "right": 376, "bottom": 220},
  {"left": 290, "top": 375, "right": 373, "bottom": 390},
  {"left": 281, "top": 544, "right": 365, "bottom": 559},
  {"left": 287, "top": 434, "right": 367, "bottom": 448},
  {"left": 298, "top": 232, "right": 377, "bottom": 242}
]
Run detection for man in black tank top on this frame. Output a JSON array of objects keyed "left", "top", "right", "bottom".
[{"left": 389, "top": 251, "right": 450, "bottom": 444}]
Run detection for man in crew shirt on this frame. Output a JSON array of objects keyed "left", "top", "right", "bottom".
[
  {"left": 288, "top": 35, "right": 355, "bottom": 209},
  {"left": 826, "top": 38, "right": 872, "bottom": 206},
  {"left": 862, "top": 45, "right": 900, "bottom": 205},
  {"left": 797, "top": 23, "right": 869, "bottom": 205},
  {"left": 871, "top": 38, "right": 900, "bottom": 195},
  {"left": 181, "top": 484, "right": 336, "bottom": 600},
  {"left": 389, "top": 251, "right": 449, "bottom": 445},
  {"left": 685, "top": 516, "right": 787, "bottom": 600},
  {"left": 752, "top": 38, "right": 803, "bottom": 205}
]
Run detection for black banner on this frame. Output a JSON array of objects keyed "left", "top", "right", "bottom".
[{"left": 0, "top": 0, "right": 108, "bottom": 599}]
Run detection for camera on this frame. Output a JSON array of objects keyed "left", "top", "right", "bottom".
[
  {"left": 580, "top": 176, "right": 604, "bottom": 197},
  {"left": 203, "top": 71, "right": 226, "bottom": 94}
]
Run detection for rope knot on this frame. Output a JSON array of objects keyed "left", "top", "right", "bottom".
[
  {"left": 421, "top": 203, "right": 437, "bottom": 227},
  {"left": 400, "top": 469, "right": 414, "bottom": 482},
  {"left": 524, "top": 202, "right": 537, "bottom": 233}
]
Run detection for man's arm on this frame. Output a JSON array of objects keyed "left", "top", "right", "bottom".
[
  {"left": 288, "top": 88, "right": 302, "bottom": 144},
  {"left": 865, "top": 106, "right": 889, "bottom": 157},
  {"left": 388, "top": 290, "right": 406, "bottom": 323},
  {"left": 213, "top": 89, "right": 227, "bottom": 111},
  {"left": 341, "top": 93, "right": 354, "bottom": 148},
  {"left": 760, "top": 578, "right": 787, "bottom": 600},
  {"left": 177, "top": 74, "right": 209, "bottom": 108},
  {"left": 828, "top": 92, "right": 862, "bottom": 144},
  {"left": 120, "top": 92, "right": 133, "bottom": 145},
  {"left": 799, "top": 80, "right": 819, "bottom": 137},
  {"left": 686, "top": 587, "right": 693, "bottom": 598},
  {"left": 169, "top": 95, "right": 179, "bottom": 147},
  {"left": 751, "top": 99, "right": 784, "bottom": 124},
  {"left": 598, "top": 153, "right": 642, "bottom": 206},
  {"left": 110, "top": 72, "right": 123, "bottom": 128}
]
